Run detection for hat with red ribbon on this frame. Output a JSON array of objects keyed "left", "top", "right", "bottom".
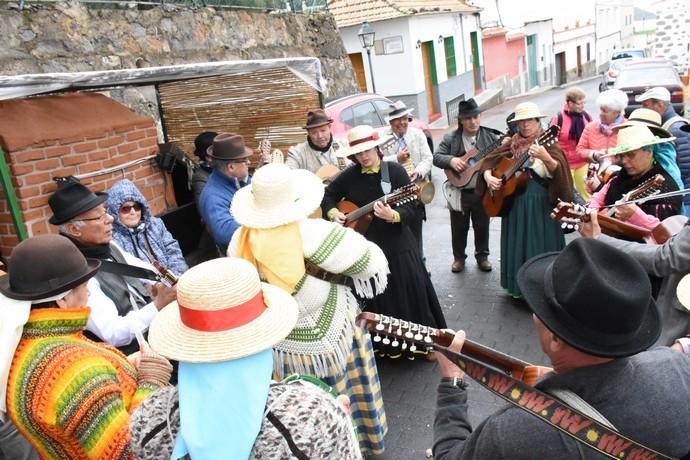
[{"left": 148, "top": 257, "right": 298, "bottom": 363}]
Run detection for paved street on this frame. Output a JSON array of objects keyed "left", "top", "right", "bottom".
[{"left": 375, "top": 78, "right": 599, "bottom": 459}]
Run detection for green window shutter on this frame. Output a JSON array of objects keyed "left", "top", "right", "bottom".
[{"left": 444, "top": 37, "right": 457, "bottom": 77}]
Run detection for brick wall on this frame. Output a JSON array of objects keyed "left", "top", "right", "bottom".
[{"left": 0, "top": 120, "right": 164, "bottom": 259}]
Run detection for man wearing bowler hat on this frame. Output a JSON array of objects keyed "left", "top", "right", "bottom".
[
  {"left": 433, "top": 98, "right": 504, "bottom": 273},
  {"left": 48, "top": 178, "right": 177, "bottom": 355},
  {"left": 199, "top": 132, "right": 254, "bottom": 254},
  {"left": 286, "top": 109, "right": 346, "bottom": 174},
  {"left": 432, "top": 238, "right": 690, "bottom": 458}
]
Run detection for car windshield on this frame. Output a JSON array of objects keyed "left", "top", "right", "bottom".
[{"left": 616, "top": 66, "right": 679, "bottom": 87}]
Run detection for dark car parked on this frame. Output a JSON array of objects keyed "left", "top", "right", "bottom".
[{"left": 613, "top": 58, "right": 684, "bottom": 116}]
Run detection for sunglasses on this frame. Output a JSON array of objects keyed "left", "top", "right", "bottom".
[{"left": 120, "top": 203, "right": 143, "bottom": 213}]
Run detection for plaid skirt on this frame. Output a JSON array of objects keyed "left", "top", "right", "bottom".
[{"left": 323, "top": 326, "right": 387, "bottom": 457}]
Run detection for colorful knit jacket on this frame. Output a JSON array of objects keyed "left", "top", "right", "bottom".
[{"left": 6, "top": 308, "right": 159, "bottom": 459}]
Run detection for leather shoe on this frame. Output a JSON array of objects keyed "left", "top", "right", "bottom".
[
  {"left": 451, "top": 259, "right": 465, "bottom": 273},
  {"left": 477, "top": 259, "right": 492, "bottom": 272}
]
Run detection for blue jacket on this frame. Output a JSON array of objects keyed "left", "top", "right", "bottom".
[
  {"left": 106, "top": 179, "right": 189, "bottom": 276},
  {"left": 198, "top": 169, "right": 249, "bottom": 253},
  {"left": 662, "top": 106, "right": 690, "bottom": 207}
]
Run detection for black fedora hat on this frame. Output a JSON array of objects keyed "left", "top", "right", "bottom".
[
  {"left": 0, "top": 234, "right": 100, "bottom": 301},
  {"left": 303, "top": 109, "right": 333, "bottom": 129},
  {"left": 457, "top": 99, "right": 482, "bottom": 119},
  {"left": 206, "top": 133, "right": 253, "bottom": 161},
  {"left": 517, "top": 238, "right": 660, "bottom": 358},
  {"left": 48, "top": 178, "right": 108, "bottom": 225}
]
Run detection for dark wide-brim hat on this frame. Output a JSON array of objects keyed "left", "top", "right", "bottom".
[
  {"left": 48, "top": 178, "right": 108, "bottom": 225},
  {"left": 207, "top": 133, "right": 253, "bottom": 161},
  {"left": 457, "top": 98, "right": 482, "bottom": 118},
  {"left": 517, "top": 238, "right": 660, "bottom": 358},
  {"left": 303, "top": 109, "right": 333, "bottom": 129},
  {"left": 0, "top": 234, "right": 100, "bottom": 301}
]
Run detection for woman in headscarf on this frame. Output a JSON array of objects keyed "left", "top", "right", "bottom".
[
  {"left": 229, "top": 163, "right": 389, "bottom": 456},
  {"left": 478, "top": 102, "right": 573, "bottom": 299},
  {"left": 588, "top": 124, "right": 681, "bottom": 232},
  {"left": 107, "top": 179, "right": 188, "bottom": 276}
]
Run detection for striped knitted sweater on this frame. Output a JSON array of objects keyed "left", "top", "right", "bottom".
[{"left": 6, "top": 308, "right": 159, "bottom": 459}]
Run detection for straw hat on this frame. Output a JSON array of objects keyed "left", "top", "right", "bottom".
[
  {"left": 148, "top": 257, "right": 298, "bottom": 363},
  {"left": 609, "top": 125, "right": 675, "bottom": 156},
  {"left": 613, "top": 108, "right": 672, "bottom": 138},
  {"left": 511, "top": 102, "right": 547, "bottom": 122},
  {"left": 231, "top": 163, "right": 324, "bottom": 229},
  {"left": 344, "top": 125, "right": 391, "bottom": 156}
]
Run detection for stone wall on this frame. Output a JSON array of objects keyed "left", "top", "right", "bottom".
[{"left": 0, "top": 2, "right": 359, "bottom": 99}]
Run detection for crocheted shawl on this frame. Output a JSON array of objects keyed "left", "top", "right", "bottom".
[{"left": 232, "top": 218, "right": 389, "bottom": 378}]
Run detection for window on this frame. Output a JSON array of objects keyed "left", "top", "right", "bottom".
[
  {"left": 586, "top": 43, "right": 591, "bottom": 62},
  {"left": 350, "top": 102, "right": 383, "bottom": 127},
  {"left": 444, "top": 37, "right": 457, "bottom": 77}
]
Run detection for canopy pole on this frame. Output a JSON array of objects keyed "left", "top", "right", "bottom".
[{"left": 0, "top": 146, "right": 28, "bottom": 242}]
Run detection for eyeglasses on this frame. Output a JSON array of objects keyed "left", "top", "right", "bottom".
[
  {"left": 229, "top": 158, "right": 251, "bottom": 165},
  {"left": 120, "top": 203, "right": 143, "bottom": 214}
]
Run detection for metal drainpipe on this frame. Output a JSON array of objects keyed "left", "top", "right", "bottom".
[{"left": 0, "top": 146, "right": 29, "bottom": 241}]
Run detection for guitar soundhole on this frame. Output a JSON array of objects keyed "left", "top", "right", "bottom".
[{"left": 467, "top": 158, "right": 477, "bottom": 166}]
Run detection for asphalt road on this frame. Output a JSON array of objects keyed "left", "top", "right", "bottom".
[{"left": 375, "top": 77, "right": 600, "bottom": 459}]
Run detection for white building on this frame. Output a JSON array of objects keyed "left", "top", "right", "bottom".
[
  {"left": 595, "top": 0, "right": 636, "bottom": 71},
  {"left": 328, "top": 0, "right": 482, "bottom": 123}
]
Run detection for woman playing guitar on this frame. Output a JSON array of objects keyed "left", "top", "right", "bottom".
[
  {"left": 323, "top": 125, "right": 447, "bottom": 360},
  {"left": 477, "top": 102, "right": 573, "bottom": 299}
]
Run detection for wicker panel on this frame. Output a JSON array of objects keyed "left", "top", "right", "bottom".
[{"left": 158, "top": 68, "right": 320, "bottom": 167}]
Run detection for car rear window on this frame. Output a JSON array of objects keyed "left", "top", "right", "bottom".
[
  {"left": 616, "top": 66, "right": 679, "bottom": 87},
  {"left": 612, "top": 50, "right": 645, "bottom": 60}
]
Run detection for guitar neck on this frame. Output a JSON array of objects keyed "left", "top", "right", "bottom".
[
  {"left": 596, "top": 213, "right": 651, "bottom": 240},
  {"left": 356, "top": 312, "right": 532, "bottom": 377}
]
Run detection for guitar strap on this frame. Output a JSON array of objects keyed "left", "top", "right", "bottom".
[
  {"left": 380, "top": 160, "right": 391, "bottom": 194},
  {"left": 434, "top": 344, "right": 676, "bottom": 460}
]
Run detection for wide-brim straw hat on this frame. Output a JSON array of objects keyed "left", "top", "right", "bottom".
[
  {"left": 608, "top": 124, "right": 675, "bottom": 156},
  {"left": 232, "top": 163, "right": 325, "bottom": 229},
  {"left": 511, "top": 102, "right": 547, "bottom": 122},
  {"left": 612, "top": 108, "right": 672, "bottom": 138},
  {"left": 344, "top": 125, "right": 392, "bottom": 156},
  {"left": 148, "top": 257, "right": 299, "bottom": 363}
]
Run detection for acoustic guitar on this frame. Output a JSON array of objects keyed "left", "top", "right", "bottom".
[
  {"left": 356, "top": 312, "right": 551, "bottom": 386},
  {"left": 444, "top": 136, "right": 504, "bottom": 189},
  {"left": 337, "top": 183, "right": 424, "bottom": 235},
  {"left": 482, "top": 126, "right": 560, "bottom": 217}
]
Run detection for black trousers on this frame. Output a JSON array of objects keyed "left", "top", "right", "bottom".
[
  {"left": 409, "top": 203, "right": 425, "bottom": 261},
  {"left": 450, "top": 189, "right": 490, "bottom": 260}
]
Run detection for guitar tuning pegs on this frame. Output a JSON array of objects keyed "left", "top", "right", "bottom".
[
  {"left": 373, "top": 332, "right": 382, "bottom": 343},
  {"left": 409, "top": 343, "right": 417, "bottom": 353},
  {"left": 391, "top": 338, "right": 399, "bottom": 348}
]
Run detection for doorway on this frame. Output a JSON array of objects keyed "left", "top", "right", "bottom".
[
  {"left": 526, "top": 34, "right": 538, "bottom": 89},
  {"left": 421, "top": 41, "right": 439, "bottom": 121},
  {"left": 349, "top": 53, "right": 367, "bottom": 92},
  {"left": 470, "top": 31, "right": 482, "bottom": 94},
  {"left": 555, "top": 52, "right": 566, "bottom": 85},
  {"left": 576, "top": 45, "right": 582, "bottom": 77}
]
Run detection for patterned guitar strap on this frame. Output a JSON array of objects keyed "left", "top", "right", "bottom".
[{"left": 434, "top": 344, "right": 677, "bottom": 460}]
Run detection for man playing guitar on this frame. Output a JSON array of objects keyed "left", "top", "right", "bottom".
[{"left": 433, "top": 98, "right": 504, "bottom": 273}]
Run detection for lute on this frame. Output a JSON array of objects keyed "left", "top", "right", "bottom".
[
  {"left": 356, "top": 312, "right": 551, "bottom": 386},
  {"left": 482, "top": 125, "right": 560, "bottom": 217}
]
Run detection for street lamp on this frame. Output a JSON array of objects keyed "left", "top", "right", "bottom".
[{"left": 358, "top": 21, "right": 376, "bottom": 93}]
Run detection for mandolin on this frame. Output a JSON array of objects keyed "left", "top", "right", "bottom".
[
  {"left": 445, "top": 136, "right": 504, "bottom": 189},
  {"left": 550, "top": 201, "right": 687, "bottom": 244},
  {"left": 356, "top": 312, "right": 551, "bottom": 386},
  {"left": 337, "top": 183, "right": 425, "bottom": 235},
  {"left": 482, "top": 125, "right": 560, "bottom": 217}
]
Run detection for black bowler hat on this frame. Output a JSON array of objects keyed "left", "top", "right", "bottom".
[
  {"left": 517, "top": 238, "right": 660, "bottom": 358},
  {"left": 48, "top": 177, "right": 108, "bottom": 225},
  {"left": 303, "top": 109, "right": 333, "bottom": 129},
  {"left": 0, "top": 234, "right": 100, "bottom": 301},
  {"left": 206, "top": 133, "right": 253, "bottom": 161},
  {"left": 457, "top": 99, "right": 482, "bottom": 119}
]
